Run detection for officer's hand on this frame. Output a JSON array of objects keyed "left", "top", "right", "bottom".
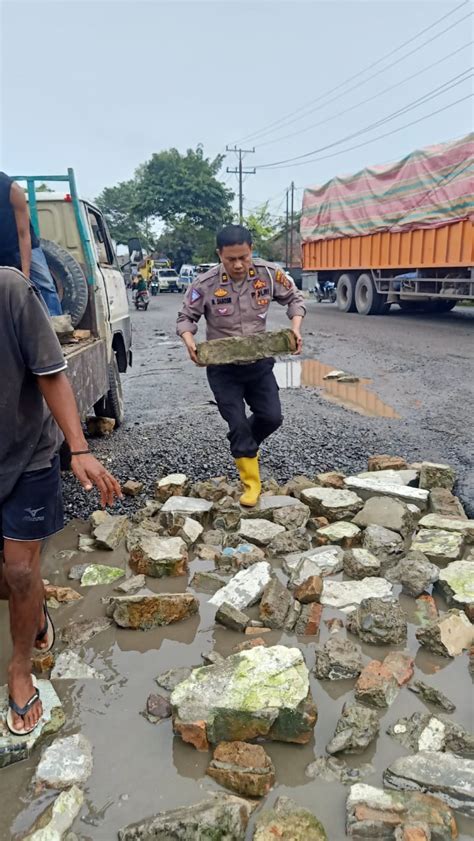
[
  {"left": 292, "top": 328, "right": 303, "bottom": 355},
  {"left": 182, "top": 334, "right": 199, "bottom": 365}
]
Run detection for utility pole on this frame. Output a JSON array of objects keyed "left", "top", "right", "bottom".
[
  {"left": 289, "top": 181, "right": 295, "bottom": 269},
  {"left": 285, "top": 187, "right": 289, "bottom": 269},
  {"left": 226, "top": 146, "right": 256, "bottom": 223}
]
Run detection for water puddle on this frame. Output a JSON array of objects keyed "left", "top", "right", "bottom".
[{"left": 274, "top": 359, "right": 400, "bottom": 419}]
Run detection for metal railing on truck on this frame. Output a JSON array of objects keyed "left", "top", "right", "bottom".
[{"left": 11, "top": 168, "right": 97, "bottom": 287}]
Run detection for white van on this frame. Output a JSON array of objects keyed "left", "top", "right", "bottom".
[{"left": 178, "top": 264, "right": 195, "bottom": 292}]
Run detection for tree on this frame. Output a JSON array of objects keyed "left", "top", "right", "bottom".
[
  {"left": 156, "top": 221, "right": 216, "bottom": 269},
  {"left": 96, "top": 180, "right": 154, "bottom": 248},
  {"left": 243, "top": 203, "right": 283, "bottom": 260},
  {"left": 136, "top": 146, "right": 233, "bottom": 229}
]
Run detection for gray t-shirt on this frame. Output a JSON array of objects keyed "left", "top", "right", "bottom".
[{"left": 0, "top": 267, "right": 66, "bottom": 503}]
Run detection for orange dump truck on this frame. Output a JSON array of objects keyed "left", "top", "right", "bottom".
[{"left": 301, "top": 134, "right": 473, "bottom": 314}]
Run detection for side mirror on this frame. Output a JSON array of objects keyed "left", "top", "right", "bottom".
[{"left": 128, "top": 237, "right": 143, "bottom": 261}]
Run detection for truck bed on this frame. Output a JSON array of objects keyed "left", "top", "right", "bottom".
[{"left": 63, "top": 336, "right": 108, "bottom": 417}]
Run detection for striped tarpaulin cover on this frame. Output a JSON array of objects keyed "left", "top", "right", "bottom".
[{"left": 301, "top": 134, "right": 474, "bottom": 243}]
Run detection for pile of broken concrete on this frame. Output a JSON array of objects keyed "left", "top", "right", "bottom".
[{"left": 1, "top": 454, "right": 473, "bottom": 840}]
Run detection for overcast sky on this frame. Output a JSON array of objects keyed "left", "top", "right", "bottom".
[{"left": 1, "top": 0, "right": 472, "bottom": 218}]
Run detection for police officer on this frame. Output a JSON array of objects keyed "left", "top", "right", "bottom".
[{"left": 177, "top": 224, "right": 305, "bottom": 507}]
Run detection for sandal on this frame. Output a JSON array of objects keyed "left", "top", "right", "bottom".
[
  {"left": 34, "top": 599, "right": 55, "bottom": 654},
  {"left": 6, "top": 677, "right": 41, "bottom": 736}
]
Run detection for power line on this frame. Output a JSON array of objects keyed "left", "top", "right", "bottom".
[
  {"left": 257, "top": 41, "right": 473, "bottom": 150},
  {"left": 234, "top": 1, "right": 470, "bottom": 145},
  {"left": 226, "top": 146, "right": 256, "bottom": 223},
  {"left": 255, "top": 94, "right": 473, "bottom": 171},
  {"left": 255, "top": 70, "right": 473, "bottom": 169}
]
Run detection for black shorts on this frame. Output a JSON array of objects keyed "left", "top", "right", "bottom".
[{"left": 0, "top": 455, "right": 64, "bottom": 547}]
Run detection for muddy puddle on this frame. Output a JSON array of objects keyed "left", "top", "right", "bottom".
[
  {"left": 274, "top": 358, "right": 401, "bottom": 419},
  {"left": 0, "top": 521, "right": 473, "bottom": 840}
]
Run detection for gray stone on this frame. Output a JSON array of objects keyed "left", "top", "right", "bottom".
[
  {"left": 35, "top": 733, "right": 93, "bottom": 789},
  {"left": 321, "top": 577, "right": 393, "bottom": 611},
  {"left": 313, "top": 636, "right": 363, "bottom": 680},
  {"left": 316, "top": 521, "right": 361, "bottom": 546},
  {"left": 218, "top": 544, "right": 266, "bottom": 571},
  {"left": 420, "top": 514, "right": 474, "bottom": 540},
  {"left": 346, "top": 597, "right": 408, "bottom": 645},
  {"left": 430, "top": 487, "right": 467, "bottom": 519},
  {"left": 196, "top": 328, "right": 297, "bottom": 365},
  {"left": 343, "top": 548, "right": 381, "bottom": 579},
  {"left": 355, "top": 468, "right": 419, "bottom": 486},
  {"left": 438, "top": 560, "right": 474, "bottom": 607},
  {"left": 78, "top": 533, "right": 96, "bottom": 553},
  {"left": 146, "top": 693, "right": 172, "bottom": 722},
  {"left": 118, "top": 792, "right": 256, "bottom": 841},
  {"left": 155, "top": 473, "right": 190, "bottom": 502},
  {"left": 284, "top": 599, "right": 302, "bottom": 632},
  {"left": 241, "top": 494, "right": 307, "bottom": 521},
  {"left": 362, "top": 524, "right": 404, "bottom": 565},
  {"left": 122, "top": 479, "right": 144, "bottom": 497},
  {"left": 294, "top": 603, "right": 323, "bottom": 635},
  {"left": 285, "top": 546, "right": 344, "bottom": 585},
  {"left": 345, "top": 476, "right": 429, "bottom": 510},
  {"left": 353, "top": 496, "right": 418, "bottom": 537},
  {"left": 202, "top": 529, "right": 225, "bottom": 546},
  {"left": 346, "top": 783, "right": 458, "bottom": 840},
  {"left": 273, "top": 503, "right": 311, "bottom": 529},
  {"left": 23, "top": 786, "right": 84, "bottom": 841},
  {"left": 60, "top": 617, "right": 112, "bottom": 648},
  {"left": 216, "top": 602, "right": 249, "bottom": 632},
  {"left": 383, "top": 751, "right": 474, "bottom": 818},
  {"left": 411, "top": 529, "right": 465, "bottom": 567},
  {"left": 306, "top": 755, "right": 373, "bottom": 784},
  {"left": 115, "top": 574, "right": 147, "bottom": 594},
  {"left": 209, "top": 562, "right": 272, "bottom": 609},
  {"left": 326, "top": 702, "right": 379, "bottom": 754},
  {"left": 171, "top": 645, "right": 316, "bottom": 748},
  {"left": 68, "top": 563, "right": 90, "bottom": 580},
  {"left": 388, "top": 712, "right": 473, "bottom": 755},
  {"left": 259, "top": 576, "right": 294, "bottom": 629},
  {"left": 156, "top": 666, "right": 193, "bottom": 692},
  {"left": 253, "top": 796, "right": 327, "bottom": 840},
  {"left": 178, "top": 517, "right": 204, "bottom": 545},
  {"left": 160, "top": 495, "right": 213, "bottom": 524},
  {"left": 386, "top": 551, "right": 439, "bottom": 597},
  {"left": 415, "top": 609, "right": 474, "bottom": 657},
  {"left": 268, "top": 528, "right": 311, "bottom": 555},
  {"left": 0, "top": 680, "right": 65, "bottom": 769},
  {"left": 301, "top": 487, "right": 363, "bottom": 521},
  {"left": 408, "top": 680, "right": 456, "bottom": 713},
  {"left": 90, "top": 511, "right": 128, "bottom": 550},
  {"left": 80, "top": 564, "right": 124, "bottom": 586},
  {"left": 128, "top": 530, "right": 188, "bottom": 577},
  {"left": 51, "top": 650, "right": 103, "bottom": 680},
  {"left": 237, "top": 518, "right": 285, "bottom": 547},
  {"left": 191, "top": 571, "right": 227, "bottom": 594},
  {"left": 202, "top": 651, "right": 226, "bottom": 666},
  {"left": 420, "top": 462, "right": 456, "bottom": 491},
  {"left": 368, "top": 454, "right": 409, "bottom": 471}
]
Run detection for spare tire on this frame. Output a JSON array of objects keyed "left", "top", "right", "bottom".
[{"left": 40, "top": 238, "right": 89, "bottom": 327}]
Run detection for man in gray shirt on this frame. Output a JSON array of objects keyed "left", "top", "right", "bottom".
[{"left": 0, "top": 266, "right": 121, "bottom": 735}]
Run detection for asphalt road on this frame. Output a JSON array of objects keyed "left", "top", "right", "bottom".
[{"left": 63, "top": 293, "right": 474, "bottom": 517}]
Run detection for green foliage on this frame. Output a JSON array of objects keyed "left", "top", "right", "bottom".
[
  {"left": 243, "top": 203, "right": 283, "bottom": 260},
  {"left": 95, "top": 179, "right": 153, "bottom": 247},
  {"left": 136, "top": 146, "right": 233, "bottom": 228},
  {"left": 156, "top": 221, "right": 216, "bottom": 268}
]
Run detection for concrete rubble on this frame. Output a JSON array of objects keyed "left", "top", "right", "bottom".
[
  {"left": 253, "top": 796, "right": 327, "bottom": 840},
  {"left": 196, "top": 327, "right": 297, "bottom": 365},
  {"left": 206, "top": 741, "right": 275, "bottom": 797},
  {"left": 383, "top": 751, "right": 474, "bottom": 818},
  {"left": 106, "top": 592, "right": 199, "bottom": 629},
  {"left": 209, "top": 562, "right": 272, "bottom": 609},
  {"left": 35, "top": 733, "right": 93, "bottom": 789},
  {"left": 346, "top": 783, "right": 458, "bottom": 839},
  {"left": 387, "top": 711, "right": 474, "bottom": 755},
  {"left": 326, "top": 702, "right": 379, "bottom": 754},
  {"left": 23, "top": 785, "right": 84, "bottom": 840}
]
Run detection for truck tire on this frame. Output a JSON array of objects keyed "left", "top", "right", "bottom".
[
  {"left": 399, "top": 300, "right": 423, "bottom": 312},
  {"left": 431, "top": 299, "right": 457, "bottom": 313},
  {"left": 336, "top": 273, "right": 357, "bottom": 312},
  {"left": 40, "top": 239, "right": 89, "bottom": 327},
  {"left": 355, "top": 273, "right": 385, "bottom": 315},
  {"left": 94, "top": 355, "right": 124, "bottom": 427}
]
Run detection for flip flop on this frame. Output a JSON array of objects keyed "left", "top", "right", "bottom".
[
  {"left": 6, "top": 677, "right": 42, "bottom": 736},
  {"left": 34, "top": 599, "right": 55, "bottom": 654}
]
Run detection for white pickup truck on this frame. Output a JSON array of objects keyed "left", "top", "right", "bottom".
[{"left": 20, "top": 169, "right": 131, "bottom": 426}]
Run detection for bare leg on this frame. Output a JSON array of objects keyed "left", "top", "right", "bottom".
[
  {"left": 0, "top": 558, "right": 10, "bottom": 599},
  {"left": 3, "top": 539, "right": 44, "bottom": 730}
]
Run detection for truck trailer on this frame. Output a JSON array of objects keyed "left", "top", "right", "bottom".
[{"left": 301, "top": 134, "right": 473, "bottom": 314}]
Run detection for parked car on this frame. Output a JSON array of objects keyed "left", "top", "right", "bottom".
[
  {"left": 178, "top": 264, "right": 196, "bottom": 292},
  {"left": 156, "top": 268, "right": 180, "bottom": 292},
  {"left": 194, "top": 262, "right": 218, "bottom": 276}
]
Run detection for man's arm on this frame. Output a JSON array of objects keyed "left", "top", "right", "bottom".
[
  {"left": 271, "top": 269, "right": 306, "bottom": 355},
  {"left": 37, "top": 372, "right": 122, "bottom": 507},
  {"left": 177, "top": 284, "right": 205, "bottom": 364},
  {"left": 10, "top": 182, "right": 32, "bottom": 278}
]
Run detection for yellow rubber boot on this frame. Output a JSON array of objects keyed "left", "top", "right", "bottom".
[{"left": 235, "top": 456, "right": 261, "bottom": 507}]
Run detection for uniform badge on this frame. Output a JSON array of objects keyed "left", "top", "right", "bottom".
[
  {"left": 253, "top": 279, "right": 266, "bottom": 290},
  {"left": 217, "top": 307, "right": 229, "bottom": 315},
  {"left": 257, "top": 312, "right": 267, "bottom": 319},
  {"left": 276, "top": 269, "right": 292, "bottom": 289},
  {"left": 258, "top": 298, "right": 270, "bottom": 306},
  {"left": 249, "top": 267, "right": 256, "bottom": 278},
  {"left": 214, "top": 288, "right": 228, "bottom": 298},
  {"left": 221, "top": 273, "right": 229, "bottom": 283},
  {"left": 190, "top": 288, "right": 201, "bottom": 303}
]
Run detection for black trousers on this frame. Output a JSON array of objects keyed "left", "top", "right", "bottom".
[{"left": 207, "top": 358, "right": 283, "bottom": 458}]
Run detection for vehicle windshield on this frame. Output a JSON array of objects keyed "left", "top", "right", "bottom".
[{"left": 159, "top": 270, "right": 178, "bottom": 278}]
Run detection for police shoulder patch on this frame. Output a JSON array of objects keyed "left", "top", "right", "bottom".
[{"left": 190, "top": 288, "right": 202, "bottom": 303}]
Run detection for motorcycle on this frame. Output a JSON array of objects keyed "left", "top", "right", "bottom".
[
  {"left": 134, "top": 289, "right": 149, "bottom": 310},
  {"left": 313, "top": 279, "right": 337, "bottom": 303},
  {"left": 150, "top": 279, "right": 160, "bottom": 296}
]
